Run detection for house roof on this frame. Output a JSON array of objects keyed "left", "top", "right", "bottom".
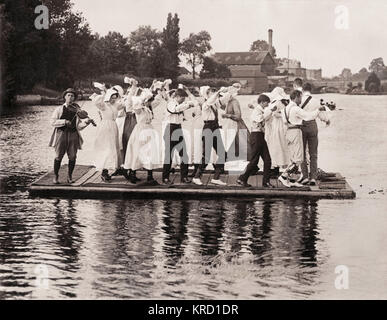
[
  {"left": 179, "top": 67, "right": 191, "bottom": 75},
  {"left": 213, "top": 51, "right": 275, "bottom": 66}
]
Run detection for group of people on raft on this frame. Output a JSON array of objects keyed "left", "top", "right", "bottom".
[{"left": 49, "top": 77, "right": 331, "bottom": 188}]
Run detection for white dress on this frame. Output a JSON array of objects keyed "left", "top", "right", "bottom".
[
  {"left": 124, "top": 106, "right": 161, "bottom": 171},
  {"left": 93, "top": 95, "right": 121, "bottom": 170},
  {"left": 264, "top": 100, "right": 289, "bottom": 167}
]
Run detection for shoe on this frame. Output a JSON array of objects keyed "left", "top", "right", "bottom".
[
  {"left": 192, "top": 178, "right": 203, "bottom": 185},
  {"left": 300, "top": 178, "right": 310, "bottom": 185},
  {"left": 53, "top": 176, "right": 59, "bottom": 184},
  {"left": 111, "top": 168, "right": 123, "bottom": 176},
  {"left": 309, "top": 179, "right": 317, "bottom": 186},
  {"left": 67, "top": 177, "right": 74, "bottom": 184},
  {"left": 278, "top": 175, "right": 290, "bottom": 187},
  {"left": 211, "top": 179, "right": 226, "bottom": 186},
  {"left": 263, "top": 182, "right": 276, "bottom": 188},
  {"left": 289, "top": 181, "right": 303, "bottom": 188},
  {"left": 133, "top": 175, "right": 141, "bottom": 182},
  {"left": 237, "top": 179, "right": 251, "bottom": 188},
  {"left": 162, "top": 179, "right": 173, "bottom": 185},
  {"left": 101, "top": 172, "right": 112, "bottom": 182},
  {"left": 180, "top": 177, "right": 191, "bottom": 184}
]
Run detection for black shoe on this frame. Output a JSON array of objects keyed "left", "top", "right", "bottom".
[
  {"left": 263, "top": 182, "right": 276, "bottom": 188},
  {"left": 162, "top": 179, "right": 173, "bottom": 185},
  {"left": 181, "top": 177, "right": 191, "bottom": 184},
  {"left": 123, "top": 170, "right": 136, "bottom": 184},
  {"left": 133, "top": 175, "right": 141, "bottom": 182},
  {"left": 237, "top": 179, "right": 251, "bottom": 188},
  {"left": 111, "top": 168, "right": 123, "bottom": 176},
  {"left": 101, "top": 170, "right": 111, "bottom": 182}
]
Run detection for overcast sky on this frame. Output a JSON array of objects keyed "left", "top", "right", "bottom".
[{"left": 72, "top": 0, "right": 387, "bottom": 77}]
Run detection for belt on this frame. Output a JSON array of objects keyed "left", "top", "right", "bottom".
[
  {"left": 204, "top": 120, "right": 218, "bottom": 123},
  {"left": 288, "top": 125, "right": 302, "bottom": 130}
]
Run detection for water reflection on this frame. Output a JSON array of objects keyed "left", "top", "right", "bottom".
[
  {"left": 53, "top": 199, "right": 82, "bottom": 268},
  {"left": 161, "top": 201, "right": 189, "bottom": 266}
]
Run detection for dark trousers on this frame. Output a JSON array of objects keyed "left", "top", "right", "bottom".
[
  {"left": 195, "top": 120, "right": 226, "bottom": 180},
  {"left": 239, "top": 132, "right": 271, "bottom": 185},
  {"left": 162, "top": 123, "right": 189, "bottom": 181},
  {"left": 301, "top": 120, "right": 318, "bottom": 180}
]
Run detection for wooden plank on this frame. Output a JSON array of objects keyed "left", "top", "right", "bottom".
[
  {"left": 72, "top": 167, "right": 97, "bottom": 186},
  {"left": 29, "top": 184, "right": 356, "bottom": 199}
]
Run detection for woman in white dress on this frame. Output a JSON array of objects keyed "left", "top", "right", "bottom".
[
  {"left": 123, "top": 90, "right": 161, "bottom": 183},
  {"left": 264, "top": 87, "right": 290, "bottom": 174},
  {"left": 92, "top": 88, "right": 124, "bottom": 181}
]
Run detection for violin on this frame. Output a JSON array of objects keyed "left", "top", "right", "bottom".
[{"left": 68, "top": 103, "right": 97, "bottom": 126}]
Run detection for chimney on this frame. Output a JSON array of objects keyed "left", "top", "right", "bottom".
[{"left": 268, "top": 29, "right": 273, "bottom": 54}]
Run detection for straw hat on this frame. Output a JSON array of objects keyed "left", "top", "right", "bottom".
[{"left": 62, "top": 88, "right": 77, "bottom": 99}]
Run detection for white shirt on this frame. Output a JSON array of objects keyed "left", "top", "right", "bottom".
[
  {"left": 301, "top": 91, "right": 330, "bottom": 122},
  {"left": 282, "top": 101, "right": 320, "bottom": 126},
  {"left": 250, "top": 104, "right": 273, "bottom": 132},
  {"left": 165, "top": 99, "right": 192, "bottom": 124}
]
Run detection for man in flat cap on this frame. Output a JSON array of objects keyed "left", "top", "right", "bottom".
[{"left": 49, "top": 88, "right": 92, "bottom": 184}]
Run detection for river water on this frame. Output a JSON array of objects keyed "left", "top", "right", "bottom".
[{"left": 0, "top": 94, "right": 386, "bottom": 299}]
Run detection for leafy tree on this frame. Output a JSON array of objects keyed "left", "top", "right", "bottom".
[
  {"left": 161, "top": 13, "right": 180, "bottom": 80},
  {"left": 129, "top": 25, "right": 163, "bottom": 77},
  {"left": 181, "top": 31, "right": 212, "bottom": 79},
  {"left": 359, "top": 67, "right": 368, "bottom": 74},
  {"left": 340, "top": 68, "right": 352, "bottom": 80},
  {"left": 200, "top": 57, "right": 231, "bottom": 79},
  {"left": 250, "top": 39, "right": 276, "bottom": 57},
  {"left": 369, "top": 57, "right": 385, "bottom": 73},
  {"left": 365, "top": 72, "right": 381, "bottom": 93}
]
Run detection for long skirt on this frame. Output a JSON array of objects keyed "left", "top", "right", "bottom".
[
  {"left": 94, "top": 120, "right": 120, "bottom": 170},
  {"left": 265, "top": 117, "right": 289, "bottom": 167},
  {"left": 122, "top": 112, "right": 137, "bottom": 157},
  {"left": 124, "top": 123, "right": 161, "bottom": 171}
]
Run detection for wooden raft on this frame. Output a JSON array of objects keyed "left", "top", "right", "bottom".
[{"left": 28, "top": 165, "right": 356, "bottom": 200}]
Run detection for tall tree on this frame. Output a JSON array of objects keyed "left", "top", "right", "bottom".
[
  {"left": 369, "top": 57, "right": 385, "bottom": 73},
  {"left": 162, "top": 13, "right": 180, "bottom": 80},
  {"left": 250, "top": 39, "right": 277, "bottom": 57},
  {"left": 180, "top": 31, "right": 212, "bottom": 79},
  {"left": 129, "top": 25, "right": 162, "bottom": 77},
  {"left": 365, "top": 72, "right": 381, "bottom": 92}
]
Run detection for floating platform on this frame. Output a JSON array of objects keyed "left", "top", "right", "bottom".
[{"left": 28, "top": 165, "right": 356, "bottom": 200}]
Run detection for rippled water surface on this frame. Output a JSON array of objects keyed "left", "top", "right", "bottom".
[{"left": 1, "top": 94, "right": 387, "bottom": 299}]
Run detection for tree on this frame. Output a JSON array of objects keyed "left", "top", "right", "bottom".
[
  {"left": 129, "top": 26, "right": 163, "bottom": 77},
  {"left": 340, "top": 68, "right": 352, "bottom": 80},
  {"left": 369, "top": 57, "right": 385, "bottom": 73},
  {"left": 89, "top": 32, "right": 134, "bottom": 77},
  {"left": 161, "top": 13, "right": 180, "bottom": 80},
  {"left": 365, "top": 72, "right": 381, "bottom": 93},
  {"left": 359, "top": 67, "right": 368, "bottom": 74},
  {"left": 180, "top": 31, "right": 212, "bottom": 79},
  {"left": 200, "top": 57, "right": 231, "bottom": 79},
  {"left": 249, "top": 39, "right": 276, "bottom": 57}
]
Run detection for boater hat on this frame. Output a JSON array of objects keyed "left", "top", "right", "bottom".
[{"left": 62, "top": 88, "right": 77, "bottom": 99}]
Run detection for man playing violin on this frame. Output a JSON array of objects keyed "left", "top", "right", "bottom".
[{"left": 49, "top": 88, "right": 93, "bottom": 184}]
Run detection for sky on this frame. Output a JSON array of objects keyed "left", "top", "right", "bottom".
[{"left": 72, "top": 0, "right": 387, "bottom": 77}]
